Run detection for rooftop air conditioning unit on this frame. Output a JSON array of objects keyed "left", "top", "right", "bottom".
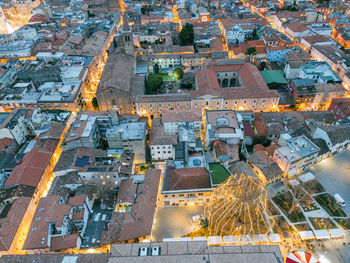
[
  {"left": 151, "top": 247, "right": 160, "bottom": 256},
  {"left": 139, "top": 247, "right": 148, "bottom": 256}
]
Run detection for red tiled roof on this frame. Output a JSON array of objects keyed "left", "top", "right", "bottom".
[
  {"left": 285, "top": 22, "right": 309, "bottom": 33},
  {"left": 243, "top": 121, "right": 254, "bottom": 137},
  {"left": 68, "top": 195, "right": 86, "bottom": 207},
  {"left": 166, "top": 167, "right": 211, "bottom": 191},
  {"left": 23, "top": 195, "right": 72, "bottom": 250},
  {"left": 5, "top": 139, "right": 59, "bottom": 187},
  {"left": 50, "top": 234, "right": 79, "bottom": 251},
  {"left": 0, "top": 197, "right": 31, "bottom": 251},
  {"left": 195, "top": 62, "right": 278, "bottom": 100}
]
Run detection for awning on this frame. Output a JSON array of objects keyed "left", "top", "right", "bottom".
[
  {"left": 298, "top": 231, "right": 315, "bottom": 240},
  {"left": 329, "top": 228, "right": 345, "bottom": 238},
  {"left": 298, "top": 172, "right": 315, "bottom": 183},
  {"left": 253, "top": 234, "right": 269, "bottom": 242},
  {"left": 223, "top": 235, "right": 239, "bottom": 243},
  {"left": 313, "top": 230, "right": 330, "bottom": 240},
  {"left": 239, "top": 235, "right": 253, "bottom": 242},
  {"left": 208, "top": 236, "right": 222, "bottom": 244},
  {"left": 269, "top": 233, "right": 281, "bottom": 242}
]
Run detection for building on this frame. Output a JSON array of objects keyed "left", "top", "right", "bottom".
[
  {"left": 106, "top": 121, "right": 146, "bottom": 163},
  {"left": 161, "top": 109, "right": 202, "bottom": 137},
  {"left": 205, "top": 110, "right": 243, "bottom": 148},
  {"left": 300, "top": 35, "right": 333, "bottom": 52},
  {"left": 23, "top": 195, "right": 92, "bottom": 252},
  {"left": 284, "top": 22, "right": 311, "bottom": 40},
  {"left": 310, "top": 44, "right": 349, "bottom": 78},
  {"left": 0, "top": 109, "right": 34, "bottom": 145},
  {"left": 131, "top": 61, "right": 280, "bottom": 118},
  {"left": 247, "top": 150, "right": 283, "bottom": 185},
  {"left": 96, "top": 52, "right": 144, "bottom": 113},
  {"left": 312, "top": 125, "right": 350, "bottom": 154},
  {"left": 212, "top": 140, "right": 239, "bottom": 167},
  {"left": 103, "top": 169, "right": 161, "bottom": 243},
  {"left": 267, "top": 46, "right": 289, "bottom": 64},
  {"left": 328, "top": 98, "right": 350, "bottom": 120},
  {"left": 0, "top": 197, "right": 32, "bottom": 253},
  {"left": 298, "top": 61, "right": 342, "bottom": 84},
  {"left": 150, "top": 118, "right": 177, "bottom": 161},
  {"left": 107, "top": 242, "right": 283, "bottom": 263},
  {"left": 71, "top": 148, "right": 121, "bottom": 189},
  {"left": 274, "top": 134, "right": 320, "bottom": 176},
  {"left": 162, "top": 167, "right": 212, "bottom": 206},
  {"left": 312, "top": 83, "right": 347, "bottom": 110},
  {"left": 63, "top": 111, "right": 114, "bottom": 150}
]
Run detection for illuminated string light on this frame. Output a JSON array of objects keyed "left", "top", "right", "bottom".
[{"left": 205, "top": 175, "right": 273, "bottom": 237}]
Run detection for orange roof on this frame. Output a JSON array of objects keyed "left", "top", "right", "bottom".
[
  {"left": 286, "top": 22, "right": 309, "bottom": 33},
  {"left": 0, "top": 197, "right": 31, "bottom": 251},
  {"left": 5, "top": 139, "right": 59, "bottom": 187}
]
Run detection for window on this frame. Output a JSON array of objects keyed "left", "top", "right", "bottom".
[
  {"left": 172, "top": 195, "right": 175, "bottom": 197},
  {"left": 112, "top": 99, "right": 116, "bottom": 105},
  {"left": 206, "top": 101, "right": 209, "bottom": 106},
  {"left": 198, "top": 193, "right": 203, "bottom": 196},
  {"left": 165, "top": 195, "right": 168, "bottom": 198},
  {"left": 262, "top": 99, "right": 266, "bottom": 104},
  {"left": 168, "top": 151, "right": 171, "bottom": 153},
  {"left": 102, "top": 181, "right": 105, "bottom": 185},
  {"left": 179, "top": 194, "right": 184, "bottom": 197},
  {"left": 106, "top": 175, "right": 110, "bottom": 179}
]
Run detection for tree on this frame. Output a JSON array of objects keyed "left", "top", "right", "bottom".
[
  {"left": 252, "top": 28, "right": 259, "bottom": 40},
  {"left": 146, "top": 74, "right": 163, "bottom": 94},
  {"left": 154, "top": 63, "right": 160, "bottom": 74},
  {"left": 246, "top": 47, "right": 256, "bottom": 55},
  {"left": 179, "top": 23, "right": 194, "bottom": 46},
  {"left": 260, "top": 61, "right": 267, "bottom": 70},
  {"left": 174, "top": 68, "right": 184, "bottom": 79},
  {"left": 92, "top": 97, "right": 99, "bottom": 109}
]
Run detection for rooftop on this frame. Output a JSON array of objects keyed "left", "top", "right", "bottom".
[
  {"left": 163, "top": 167, "right": 212, "bottom": 192},
  {"left": 108, "top": 242, "right": 283, "bottom": 263},
  {"left": 260, "top": 70, "right": 287, "bottom": 85},
  {"left": 287, "top": 135, "right": 320, "bottom": 158},
  {"left": 209, "top": 162, "right": 231, "bottom": 185},
  {"left": 103, "top": 169, "right": 161, "bottom": 243},
  {"left": 161, "top": 109, "right": 202, "bottom": 123}
]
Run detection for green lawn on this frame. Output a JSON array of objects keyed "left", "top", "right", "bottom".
[
  {"left": 162, "top": 74, "right": 177, "bottom": 82},
  {"left": 209, "top": 162, "right": 231, "bottom": 185}
]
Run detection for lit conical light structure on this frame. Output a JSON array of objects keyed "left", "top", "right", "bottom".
[{"left": 205, "top": 175, "right": 273, "bottom": 237}]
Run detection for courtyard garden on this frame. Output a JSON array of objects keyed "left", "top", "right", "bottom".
[
  {"left": 314, "top": 193, "right": 347, "bottom": 217},
  {"left": 309, "top": 217, "right": 337, "bottom": 230},
  {"left": 272, "top": 191, "right": 306, "bottom": 223}
]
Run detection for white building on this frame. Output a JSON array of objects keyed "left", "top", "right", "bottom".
[
  {"left": 205, "top": 110, "right": 243, "bottom": 148},
  {"left": 226, "top": 26, "right": 245, "bottom": 44},
  {"left": 312, "top": 125, "right": 350, "bottom": 154},
  {"left": 274, "top": 134, "right": 320, "bottom": 176},
  {"left": 161, "top": 109, "right": 202, "bottom": 136},
  {"left": 150, "top": 118, "right": 177, "bottom": 161}
]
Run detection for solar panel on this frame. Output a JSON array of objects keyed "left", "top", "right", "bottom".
[{"left": 75, "top": 156, "right": 90, "bottom": 167}]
